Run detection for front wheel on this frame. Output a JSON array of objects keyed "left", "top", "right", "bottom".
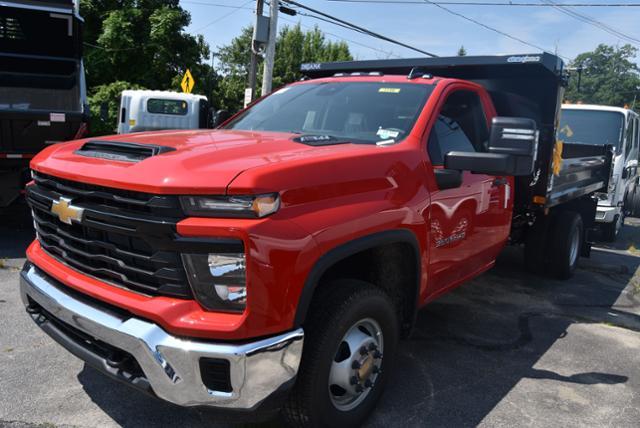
[
  {"left": 282, "top": 280, "right": 399, "bottom": 427},
  {"left": 601, "top": 214, "right": 623, "bottom": 242}
]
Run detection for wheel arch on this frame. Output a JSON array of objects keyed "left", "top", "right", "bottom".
[{"left": 293, "top": 229, "right": 422, "bottom": 337}]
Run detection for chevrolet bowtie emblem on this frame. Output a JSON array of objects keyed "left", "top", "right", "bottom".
[{"left": 51, "top": 197, "right": 84, "bottom": 225}]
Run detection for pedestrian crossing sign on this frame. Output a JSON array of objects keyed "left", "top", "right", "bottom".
[{"left": 181, "top": 69, "right": 195, "bottom": 94}]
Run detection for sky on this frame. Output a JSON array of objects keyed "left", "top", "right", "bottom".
[{"left": 181, "top": 0, "right": 640, "bottom": 62}]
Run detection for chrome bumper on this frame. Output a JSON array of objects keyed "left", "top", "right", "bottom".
[
  {"left": 595, "top": 205, "right": 620, "bottom": 223},
  {"left": 20, "top": 264, "right": 304, "bottom": 409}
]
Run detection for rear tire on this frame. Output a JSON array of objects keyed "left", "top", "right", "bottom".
[
  {"left": 282, "top": 280, "right": 399, "bottom": 428},
  {"left": 549, "top": 211, "right": 583, "bottom": 280}
]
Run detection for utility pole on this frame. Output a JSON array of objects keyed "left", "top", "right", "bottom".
[
  {"left": 261, "top": 0, "right": 278, "bottom": 96},
  {"left": 246, "top": 0, "right": 264, "bottom": 107}
]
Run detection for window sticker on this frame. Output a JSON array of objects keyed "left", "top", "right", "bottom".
[
  {"left": 378, "top": 88, "right": 401, "bottom": 94},
  {"left": 377, "top": 127, "right": 400, "bottom": 139}
]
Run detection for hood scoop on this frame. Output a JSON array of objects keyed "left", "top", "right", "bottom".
[{"left": 75, "top": 140, "right": 175, "bottom": 163}]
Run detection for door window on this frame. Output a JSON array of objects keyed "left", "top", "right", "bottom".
[{"left": 428, "top": 90, "right": 489, "bottom": 165}]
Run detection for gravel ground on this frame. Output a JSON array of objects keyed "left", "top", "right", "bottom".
[{"left": 1, "top": 203, "right": 640, "bottom": 427}]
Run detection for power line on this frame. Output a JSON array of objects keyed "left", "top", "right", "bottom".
[
  {"left": 328, "top": 0, "right": 640, "bottom": 6},
  {"left": 180, "top": 1, "right": 254, "bottom": 9},
  {"left": 419, "top": 0, "right": 569, "bottom": 59},
  {"left": 325, "top": 0, "right": 568, "bottom": 58},
  {"left": 279, "top": 15, "right": 401, "bottom": 58},
  {"left": 539, "top": 0, "right": 640, "bottom": 45},
  {"left": 192, "top": 0, "right": 254, "bottom": 33},
  {"left": 281, "top": 0, "right": 438, "bottom": 56}
]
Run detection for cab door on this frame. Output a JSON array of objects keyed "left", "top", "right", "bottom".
[{"left": 425, "top": 87, "right": 513, "bottom": 295}]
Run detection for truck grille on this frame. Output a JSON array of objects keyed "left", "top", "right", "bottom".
[{"left": 26, "top": 172, "right": 192, "bottom": 298}]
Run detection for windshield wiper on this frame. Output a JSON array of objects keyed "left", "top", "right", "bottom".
[{"left": 291, "top": 134, "right": 351, "bottom": 146}]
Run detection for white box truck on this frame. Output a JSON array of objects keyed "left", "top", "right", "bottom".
[
  {"left": 117, "top": 90, "right": 211, "bottom": 134},
  {"left": 560, "top": 104, "right": 639, "bottom": 241}
]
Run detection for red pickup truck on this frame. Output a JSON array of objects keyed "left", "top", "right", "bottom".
[{"left": 20, "top": 54, "right": 611, "bottom": 426}]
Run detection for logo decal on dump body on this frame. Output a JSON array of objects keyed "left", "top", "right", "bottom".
[
  {"left": 301, "top": 63, "right": 322, "bottom": 71},
  {"left": 51, "top": 197, "right": 85, "bottom": 225},
  {"left": 507, "top": 55, "right": 541, "bottom": 64}
]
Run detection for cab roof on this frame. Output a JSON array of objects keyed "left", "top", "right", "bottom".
[{"left": 562, "top": 104, "right": 638, "bottom": 117}]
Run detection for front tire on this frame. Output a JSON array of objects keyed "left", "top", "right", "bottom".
[
  {"left": 283, "top": 280, "right": 399, "bottom": 427},
  {"left": 601, "top": 214, "right": 623, "bottom": 242}
]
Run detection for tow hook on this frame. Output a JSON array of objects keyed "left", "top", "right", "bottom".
[{"left": 26, "top": 304, "right": 40, "bottom": 315}]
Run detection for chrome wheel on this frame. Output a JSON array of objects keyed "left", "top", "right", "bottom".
[
  {"left": 328, "top": 318, "right": 384, "bottom": 412},
  {"left": 569, "top": 226, "right": 580, "bottom": 266}
]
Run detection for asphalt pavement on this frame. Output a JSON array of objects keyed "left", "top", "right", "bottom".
[{"left": 1, "top": 203, "right": 640, "bottom": 427}]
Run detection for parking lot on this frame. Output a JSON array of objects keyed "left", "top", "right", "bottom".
[{"left": 1, "top": 203, "right": 640, "bottom": 428}]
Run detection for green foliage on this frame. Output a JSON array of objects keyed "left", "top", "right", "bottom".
[
  {"left": 80, "top": 0, "right": 213, "bottom": 91},
  {"left": 565, "top": 44, "right": 640, "bottom": 108},
  {"left": 215, "top": 24, "right": 352, "bottom": 112},
  {"left": 79, "top": 2, "right": 352, "bottom": 133},
  {"left": 214, "top": 26, "right": 254, "bottom": 111},
  {"left": 457, "top": 45, "right": 467, "bottom": 56},
  {"left": 88, "top": 81, "right": 144, "bottom": 135},
  {"left": 80, "top": 0, "right": 214, "bottom": 135}
]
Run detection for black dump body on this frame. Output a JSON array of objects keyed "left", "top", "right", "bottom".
[
  {"left": 301, "top": 53, "right": 611, "bottom": 213},
  {"left": 0, "top": 1, "right": 86, "bottom": 206}
]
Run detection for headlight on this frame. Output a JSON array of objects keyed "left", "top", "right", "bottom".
[
  {"left": 180, "top": 194, "right": 280, "bottom": 218},
  {"left": 182, "top": 252, "right": 247, "bottom": 312}
]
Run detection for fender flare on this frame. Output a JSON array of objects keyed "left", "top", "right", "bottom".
[{"left": 293, "top": 229, "right": 422, "bottom": 327}]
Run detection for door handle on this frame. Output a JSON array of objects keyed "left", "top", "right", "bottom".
[{"left": 492, "top": 177, "right": 508, "bottom": 187}]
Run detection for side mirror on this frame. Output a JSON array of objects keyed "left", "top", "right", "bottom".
[
  {"left": 445, "top": 117, "right": 538, "bottom": 176},
  {"left": 212, "top": 109, "right": 231, "bottom": 128},
  {"left": 623, "top": 167, "right": 629, "bottom": 179},
  {"left": 434, "top": 168, "right": 463, "bottom": 190}
]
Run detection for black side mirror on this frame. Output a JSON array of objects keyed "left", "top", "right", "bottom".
[
  {"left": 99, "top": 102, "right": 109, "bottom": 122},
  {"left": 434, "top": 168, "right": 463, "bottom": 190},
  {"left": 622, "top": 167, "right": 629, "bottom": 179},
  {"left": 212, "top": 109, "right": 231, "bottom": 128},
  {"left": 445, "top": 117, "right": 537, "bottom": 176}
]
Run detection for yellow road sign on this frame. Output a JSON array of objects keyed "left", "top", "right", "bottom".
[{"left": 181, "top": 69, "right": 195, "bottom": 93}]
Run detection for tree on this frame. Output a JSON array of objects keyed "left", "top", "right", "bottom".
[
  {"left": 80, "top": 0, "right": 212, "bottom": 91},
  {"left": 80, "top": 0, "right": 215, "bottom": 135},
  {"left": 88, "top": 81, "right": 145, "bottom": 136},
  {"left": 214, "top": 24, "right": 352, "bottom": 112},
  {"left": 214, "top": 26, "right": 254, "bottom": 111},
  {"left": 565, "top": 44, "right": 640, "bottom": 108},
  {"left": 457, "top": 45, "right": 467, "bottom": 56}
]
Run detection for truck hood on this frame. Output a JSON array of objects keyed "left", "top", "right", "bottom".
[{"left": 31, "top": 129, "right": 366, "bottom": 194}]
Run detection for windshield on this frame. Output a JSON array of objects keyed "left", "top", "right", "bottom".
[
  {"left": 225, "top": 82, "right": 434, "bottom": 144},
  {"left": 559, "top": 109, "right": 625, "bottom": 149}
]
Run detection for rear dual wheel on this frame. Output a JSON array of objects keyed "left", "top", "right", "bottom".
[
  {"left": 283, "top": 280, "right": 399, "bottom": 427},
  {"left": 525, "top": 210, "right": 583, "bottom": 280}
]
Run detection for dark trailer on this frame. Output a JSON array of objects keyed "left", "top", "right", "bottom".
[
  {"left": 301, "top": 53, "right": 612, "bottom": 260},
  {"left": 0, "top": 0, "right": 88, "bottom": 207}
]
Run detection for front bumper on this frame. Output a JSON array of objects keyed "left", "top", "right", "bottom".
[
  {"left": 596, "top": 205, "right": 620, "bottom": 224},
  {"left": 20, "top": 263, "right": 304, "bottom": 409}
]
